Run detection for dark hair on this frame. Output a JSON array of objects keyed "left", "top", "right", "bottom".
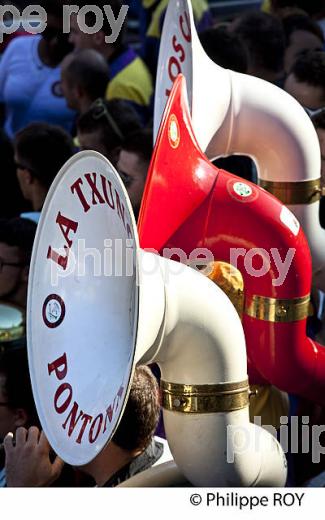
[
  {"left": 312, "top": 109, "right": 325, "bottom": 129},
  {"left": 290, "top": 50, "right": 325, "bottom": 93},
  {"left": 271, "top": 0, "right": 325, "bottom": 18},
  {"left": 112, "top": 366, "right": 160, "bottom": 452},
  {"left": 200, "top": 26, "right": 248, "bottom": 73},
  {"left": 77, "top": 99, "right": 142, "bottom": 155},
  {"left": 0, "top": 345, "right": 39, "bottom": 427},
  {"left": 62, "top": 50, "right": 109, "bottom": 101},
  {"left": 233, "top": 11, "right": 285, "bottom": 74},
  {"left": 15, "top": 123, "right": 74, "bottom": 189},
  {"left": 38, "top": 0, "right": 65, "bottom": 18},
  {"left": 66, "top": 0, "right": 126, "bottom": 46},
  {"left": 0, "top": 217, "right": 36, "bottom": 263},
  {"left": 0, "top": 130, "right": 28, "bottom": 218},
  {"left": 121, "top": 129, "right": 153, "bottom": 165},
  {"left": 282, "top": 12, "right": 324, "bottom": 46}
]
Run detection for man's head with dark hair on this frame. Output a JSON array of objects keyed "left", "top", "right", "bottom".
[
  {"left": 61, "top": 50, "right": 109, "bottom": 113},
  {"left": 0, "top": 345, "right": 39, "bottom": 444},
  {"left": 0, "top": 218, "right": 37, "bottom": 308},
  {"left": 117, "top": 129, "right": 153, "bottom": 218},
  {"left": 38, "top": 0, "right": 64, "bottom": 17},
  {"left": 37, "top": 0, "right": 73, "bottom": 64},
  {"left": 111, "top": 366, "right": 160, "bottom": 452},
  {"left": 45, "top": 364, "right": 161, "bottom": 487},
  {"left": 199, "top": 26, "right": 248, "bottom": 73},
  {"left": 0, "top": 218, "right": 36, "bottom": 264},
  {"left": 0, "top": 130, "right": 28, "bottom": 218},
  {"left": 77, "top": 99, "right": 142, "bottom": 166},
  {"left": 284, "top": 50, "right": 325, "bottom": 109},
  {"left": 281, "top": 12, "right": 324, "bottom": 73},
  {"left": 14, "top": 123, "right": 74, "bottom": 211},
  {"left": 68, "top": 0, "right": 127, "bottom": 58},
  {"left": 231, "top": 11, "right": 285, "bottom": 81}
]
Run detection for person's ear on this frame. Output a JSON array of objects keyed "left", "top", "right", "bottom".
[{"left": 13, "top": 408, "right": 29, "bottom": 428}]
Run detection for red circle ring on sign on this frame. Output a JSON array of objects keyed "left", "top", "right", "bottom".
[
  {"left": 42, "top": 294, "right": 66, "bottom": 329},
  {"left": 227, "top": 179, "right": 259, "bottom": 203}
]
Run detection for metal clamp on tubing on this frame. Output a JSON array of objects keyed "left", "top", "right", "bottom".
[
  {"left": 259, "top": 179, "right": 323, "bottom": 205},
  {"left": 161, "top": 380, "right": 250, "bottom": 413},
  {"left": 244, "top": 294, "right": 310, "bottom": 322}
]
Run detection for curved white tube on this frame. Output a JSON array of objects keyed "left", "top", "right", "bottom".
[
  {"left": 137, "top": 252, "right": 287, "bottom": 487},
  {"left": 204, "top": 70, "right": 324, "bottom": 291},
  {"left": 155, "top": 0, "right": 324, "bottom": 290}
]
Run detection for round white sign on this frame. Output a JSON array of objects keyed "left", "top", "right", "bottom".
[{"left": 27, "top": 151, "right": 139, "bottom": 465}]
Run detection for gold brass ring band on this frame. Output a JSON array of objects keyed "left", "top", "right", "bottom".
[
  {"left": 161, "top": 380, "right": 250, "bottom": 413},
  {"left": 0, "top": 324, "right": 24, "bottom": 343},
  {"left": 244, "top": 294, "right": 310, "bottom": 322},
  {"left": 259, "top": 178, "right": 322, "bottom": 205}
]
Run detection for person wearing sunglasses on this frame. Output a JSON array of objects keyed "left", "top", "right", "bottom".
[{"left": 76, "top": 98, "right": 142, "bottom": 167}]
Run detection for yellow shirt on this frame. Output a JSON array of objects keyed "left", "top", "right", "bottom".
[
  {"left": 147, "top": 0, "right": 210, "bottom": 38},
  {"left": 106, "top": 55, "right": 153, "bottom": 108}
]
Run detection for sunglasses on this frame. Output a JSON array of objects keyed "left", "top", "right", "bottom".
[{"left": 91, "top": 99, "right": 124, "bottom": 142}]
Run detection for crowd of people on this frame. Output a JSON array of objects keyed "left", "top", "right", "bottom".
[{"left": 1, "top": 0, "right": 325, "bottom": 487}]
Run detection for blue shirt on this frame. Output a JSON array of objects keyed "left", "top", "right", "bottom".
[{"left": 0, "top": 35, "right": 75, "bottom": 138}]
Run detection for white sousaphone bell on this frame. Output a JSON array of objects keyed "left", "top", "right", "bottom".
[
  {"left": 155, "top": 0, "right": 325, "bottom": 291},
  {"left": 27, "top": 151, "right": 287, "bottom": 486}
]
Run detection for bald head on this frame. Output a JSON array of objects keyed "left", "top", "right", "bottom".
[{"left": 61, "top": 49, "right": 109, "bottom": 113}]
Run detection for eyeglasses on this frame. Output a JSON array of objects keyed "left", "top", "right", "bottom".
[
  {"left": 0, "top": 258, "right": 25, "bottom": 273},
  {"left": 91, "top": 98, "right": 125, "bottom": 142}
]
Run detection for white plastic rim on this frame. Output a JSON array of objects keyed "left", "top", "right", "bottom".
[
  {"left": 27, "top": 151, "right": 139, "bottom": 466},
  {"left": 154, "top": 0, "right": 194, "bottom": 142}
]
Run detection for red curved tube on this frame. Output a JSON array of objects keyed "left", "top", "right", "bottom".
[{"left": 138, "top": 75, "right": 325, "bottom": 404}]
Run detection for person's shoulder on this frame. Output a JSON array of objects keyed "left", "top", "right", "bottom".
[{"left": 4, "top": 34, "right": 39, "bottom": 54}]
